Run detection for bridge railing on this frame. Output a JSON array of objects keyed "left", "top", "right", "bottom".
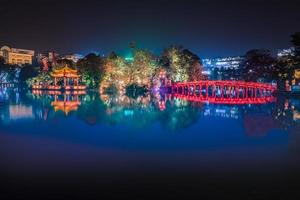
[{"left": 171, "top": 81, "right": 276, "bottom": 104}]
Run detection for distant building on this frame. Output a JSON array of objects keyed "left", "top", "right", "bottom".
[
  {"left": 48, "top": 51, "right": 60, "bottom": 63},
  {"left": 277, "top": 47, "right": 295, "bottom": 58},
  {"left": 63, "top": 54, "right": 83, "bottom": 63},
  {"left": 0, "top": 45, "right": 34, "bottom": 65},
  {"left": 202, "top": 56, "right": 244, "bottom": 70},
  {"left": 37, "top": 51, "right": 60, "bottom": 65}
]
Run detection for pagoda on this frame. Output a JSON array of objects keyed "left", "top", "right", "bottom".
[{"left": 49, "top": 65, "right": 86, "bottom": 90}]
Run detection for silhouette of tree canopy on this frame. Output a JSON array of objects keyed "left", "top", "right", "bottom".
[
  {"left": 159, "top": 46, "right": 206, "bottom": 82},
  {"left": 241, "top": 49, "right": 277, "bottom": 82},
  {"left": 76, "top": 53, "right": 103, "bottom": 89},
  {"left": 291, "top": 32, "right": 300, "bottom": 62}
]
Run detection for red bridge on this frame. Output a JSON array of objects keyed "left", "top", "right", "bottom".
[{"left": 171, "top": 81, "right": 277, "bottom": 105}]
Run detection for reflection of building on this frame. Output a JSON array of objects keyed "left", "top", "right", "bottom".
[
  {"left": 203, "top": 105, "right": 240, "bottom": 119},
  {"left": 51, "top": 93, "right": 81, "bottom": 115},
  {"left": 8, "top": 105, "right": 34, "bottom": 120},
  {"left": 0, "top": 45, "right": 34, "bottom": 65}
]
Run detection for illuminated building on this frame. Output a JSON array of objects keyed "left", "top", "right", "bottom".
[
  {"left": 37, "top": 51, "right": 60, "bottom": 67},
  {"left": 31, "top": 65, "right": 87, "bottom": 90},
  {"left": 277, "top": 47, "right": 295, "bottom": 57},
  {"left": 0, "top": 45, "right": 34, "bottom": 65},
  {"left": 202, "top": 56, "right": 244, "bottom": 70},
  {"left": 48, "top": 51, "right": 60, "bottom": 63},
  {"left": 50, "top": 65, "right": 84, "bottom": 90},
  {"left": 63, "top": 54, "right": 83, "bottom": 63}
]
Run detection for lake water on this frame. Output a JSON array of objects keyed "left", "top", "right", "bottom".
[{"left": 0, "top": 89, "right": 300, "bottom": 198}]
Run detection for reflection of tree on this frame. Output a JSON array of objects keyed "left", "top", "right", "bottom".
[
  {"left": 159, "top": 98, "right": 203, "bottom": 131},
  {"left": 240, "top": 102, "right": 279, "bottom": 136},
  {"left": 100, "top": 93, "right": 159, "bottom": 128},
  {"left": 240, "top": 96, "right": 300, "bottom": 136},
  {"left": 98, "top": 93, "right": 203, "bottom": 131},
  {"left": 76, "top": 93, "right": 106, "bottom": 125},
  {"left": 19, "top": 91, "right": 54, "bottom": 121}
]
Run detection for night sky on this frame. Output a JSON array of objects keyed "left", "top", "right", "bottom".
[{"left": 1, "top": 0, "right": 300, "bottom": 58}]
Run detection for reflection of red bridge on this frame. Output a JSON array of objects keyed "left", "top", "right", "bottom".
[{"left": 172, "top": 81, "right": 277, "bottom": 105}]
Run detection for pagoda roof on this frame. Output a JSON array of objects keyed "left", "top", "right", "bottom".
[{"left": 50, "top": 65, "right": 80, "bottom": 78}]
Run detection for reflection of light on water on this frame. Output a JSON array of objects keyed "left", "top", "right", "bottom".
[
  {"left": 216, "top": 109, "right": 226, "bottom": 114},
  {"left": 203, "top": 106, "right": 239, "bottom": 119},
  {"left": 9, "top": 105, "right": 34, "bottom": 120},
  {"left": 124, "top": 110, "right": 134, "bottom": 116}
]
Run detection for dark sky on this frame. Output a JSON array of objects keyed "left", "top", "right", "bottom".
[{"left": 0, "top": 0, "right": 300, "bottom": 58}]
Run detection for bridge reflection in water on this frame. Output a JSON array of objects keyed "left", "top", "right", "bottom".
[{"left": 172, "top": 81, "right": 277, "bottom": 104}]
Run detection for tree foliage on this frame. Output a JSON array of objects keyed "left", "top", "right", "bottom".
[
  {"left": 241, "top": 49, "right": 277, "bottom": 82},
  {"left": 291, "top": 32, "right": 300, "bottom": 62},
  {"left": 26, "top": 72, "right": 53, "bottom": 87},
  {"left": 77, "top": 53, "right": 103, "bottom": 89},
  {"left": 19, "top": 64, "right": 39, "bottom": 86},
  {"left": 160, "top": 46, "right": 206, "bottom": 82}
]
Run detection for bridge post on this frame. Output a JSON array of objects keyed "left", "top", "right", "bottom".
[
  {"left": 198, "top": 84, "right": 201, "bottom": 97},
  {"left": 235, "top": 87, "right": 239, "bottom": 98},
  {"left": 224, "top": 85, "right": 228, "bottom": 98},
  {"left": 249, "top": 87, "right": 252, "bottom": 98},
  {"left": 259, "top": 89, "right": 262, "bottom": 98},
  {"left": 220, "top": 84, "right": 224, "bottom": 98}
]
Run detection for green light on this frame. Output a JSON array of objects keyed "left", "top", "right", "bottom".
[{"left": 125, "top": 56, "right": 134, "bottom": 62}]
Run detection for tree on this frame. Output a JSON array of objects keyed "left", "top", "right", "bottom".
[
  {"left": 26, "top": 72, "right": 53, "bottom": 87},
  {"left": 101, "top": 53, "right": 128, "bottom": 93},
  {"left": 77, "top": 53, "right": 103, "bottom": 89},
  {"left": 181, "top": 49, "right": 206, "bottom": 81},
  {"left": 101, "top": 50, "right": 159, "bottom": 93},
  {"left": 241, "top": 49, "right": 277, "bottom": 82},
  {"left": 159, "top": 46, "right": 205, "bottom": 83},
  {"left": 55, "top": 59, "right": 75, "bottom": 69},
  {"left": 291, "top": 32, "right": 300, "bottom": 62},
  {"left": 0, "top": 56, "right": 5, "bottom": 65},
  {"left": 0, "top": 60, "right": 16, "bottom": 84},
  {"left": 160, "top": 46, "right": 188, "bottom": 82},
  {"left": 130, "top": 50, "right": 158, "bottom": 87},
  {"left": 19, "top": 64, "right": 39, "bottom": 86}
]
